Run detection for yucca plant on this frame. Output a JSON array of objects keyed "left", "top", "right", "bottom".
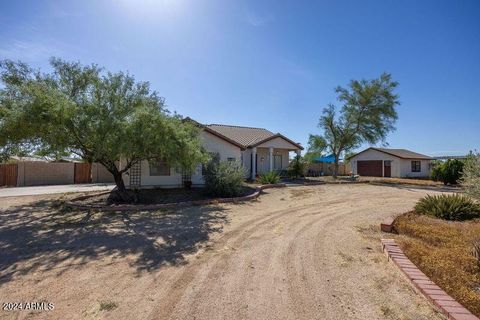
[
  {"left": 258, "top": 171, "right": 281, "bottom": 184},
  {"left": 414, "top": 194, "right": 480, "bottom": 221}
]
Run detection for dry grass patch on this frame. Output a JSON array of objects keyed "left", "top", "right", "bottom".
[
  {"left": 306, "top": 175, "right": 445, "bottom": 187},
  {"left": 364, "top": 177, "right": 444, "bottom": 186},
  {"left": 289, "top": 188, "right": 315, "bottom": 199},
  {"left": 394, "top": 212, "right": 480, "bottom": 316}
]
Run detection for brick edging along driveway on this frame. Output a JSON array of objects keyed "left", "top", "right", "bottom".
[
  {"left": 381, "top": 239, "right": 479, "bottom": 320},
  {"left": 65, "top": 183, "right": 286, "bottom": 211}
]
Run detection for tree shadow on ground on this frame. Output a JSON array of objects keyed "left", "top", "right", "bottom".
[{"left": 0, "top": 199, "right": 228, "bottom": 285}]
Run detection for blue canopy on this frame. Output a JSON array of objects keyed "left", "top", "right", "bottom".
[{"left": 313, "top": 154, "right": 340, "bottom": 163}]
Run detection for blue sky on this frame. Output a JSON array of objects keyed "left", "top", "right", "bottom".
[{"left": 1, "top": 0, "right": 479, "bottom": 156}]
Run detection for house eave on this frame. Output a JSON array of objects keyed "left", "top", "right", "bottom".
[{"left": 249, "top": 134, "right": 304, "bottom": 150}]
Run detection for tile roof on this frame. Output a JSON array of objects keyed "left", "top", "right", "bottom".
[
  {"left": 206, "top": 124, "right": 276, "bottom": 147},
  {"left": 184, "top": 118, "right": 303, "bottom": 149},
  {"left": 354, "top": 147, "right": 432, "bottom": 160}
]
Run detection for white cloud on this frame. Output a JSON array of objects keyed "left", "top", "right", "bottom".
[
  {"left": 246, "top": 12, "right": 274, "bottom": 27},
  {"left": 49, "top": 1, "right": 82, "bottom": 18},
  {"left": 0, "top": 40, "right": 64, "bottom": 62}
]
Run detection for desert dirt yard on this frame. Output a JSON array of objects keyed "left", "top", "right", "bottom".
[{"left": 0, "top": 184, "right": 447, "bottom": 320}]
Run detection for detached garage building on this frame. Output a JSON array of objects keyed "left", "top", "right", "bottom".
[{"left": 349, "top": 147, "right": 432, "bottom": 178}]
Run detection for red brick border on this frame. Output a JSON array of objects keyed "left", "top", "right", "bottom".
[
  {"left": 65, "top": 183, "right": 286, "bottom": 212},
  {"left": 380, "top": 216, "right": 395, "bottom": 232},
  {"left": 381, "top": 239, "right": 479, "bottom": 320}
]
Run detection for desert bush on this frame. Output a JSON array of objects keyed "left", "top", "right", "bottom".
[
  {"left": 204, "top": 160, "right": 245, "bottom": 197},
  {"left": 288, "top": 154, "right": 305, "bottom": 178},
  {"left": 462, "top": 153, "right": 480, "bottom": 201},
  {"left": 99, "top": 301, "right": 118, "bottom": 311},
  {"left": 431, "top": 159, "right": 464, "bottom": 185},
  {"left": 473, "top": 238, "right": 480, "bottom": 264},
  {"left": 414, "top": 194, "right": 480, "bottom": 221},
  {"left": 258, "top": 171, "right": 281, "bottom": 184}
]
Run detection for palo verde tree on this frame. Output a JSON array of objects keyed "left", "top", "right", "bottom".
[
  {"left": 462, "top": 151, "right": 480, "bottom": 201},
  {"left": 0, "top": 58, "right": 208, "bottom": 197},
  {"left": 310, "top": 73, "right": 400, "bottom": 177},
  {"left": 303, "top": 134, "right": 327, "bottom": 163}
]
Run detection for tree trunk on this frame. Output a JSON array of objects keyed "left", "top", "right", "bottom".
[
  {"left": 113, "top": 170, "right": 126, "bottom": 192},
  {"left": 333, "top": 160, "right": 339, "bottom": 179},
  {"left": 108, "top": 167, "right": 135, "bottom": 203}
]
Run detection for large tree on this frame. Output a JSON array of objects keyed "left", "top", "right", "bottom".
[
  {"left": 310, "top": 73, "right": 400, "bottom": 177},
  {"left": 303, "top": 134, "right": 328, "bottom": 163},
  {"left": 0, "top": 58, "right": 208, "bottom": 196},
  {"left": 462, "top": 152, "right": 480, "bottom": 201}
]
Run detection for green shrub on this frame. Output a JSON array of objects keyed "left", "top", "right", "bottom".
[
  {"left": 431, "top": 159, "right": 464, "bottom": 185},
  {"left": 414, "top": 194, "right": 480, "bottom": 221},
  {"left": 258, "top": 171, "right": 281, "bottom": 184},
  {"left": 461, "top": 153, "right": 480, "bottom": 201},
  {"left": 204, "top": 160, "right": 245, "bottom": 197},
  {"left": 99, "top": 301, "right": 118, "bottom": 311},
  {"left": 288, "top": 154, "right": 305, "bottom": 178}
]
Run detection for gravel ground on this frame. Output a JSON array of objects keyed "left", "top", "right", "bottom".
[
  {"left": 0, "top": 184, "right": 114, "bottom": 198},
  {"left": 0, "top": 184, "right": 446, "bottom": 320}
]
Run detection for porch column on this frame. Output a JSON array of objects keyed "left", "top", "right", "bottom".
[
  {"left": 251, "top": 147, "right": 257, "bottom": 180},
  {"left": 269, "top": 147, "right": 274, "bottom": 172}
]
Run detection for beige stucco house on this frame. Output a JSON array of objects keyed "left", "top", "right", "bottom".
[
  {"left": 349, "top": 147, "right": 432, "bottom": 178},
  {"left": 122, "top": 121, "right": 303, "bottom": 188}
]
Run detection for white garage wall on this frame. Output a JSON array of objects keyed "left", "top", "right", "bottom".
[{"left": 399, "top": 159, "right": 431, "bottom": 178}]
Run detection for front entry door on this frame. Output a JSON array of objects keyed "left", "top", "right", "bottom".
[
  {"left": 384, "top": 161, "right": 391, "bottom": 177},
  {"left": 273, "top": 155, "right": 282, "bottom": 170}
]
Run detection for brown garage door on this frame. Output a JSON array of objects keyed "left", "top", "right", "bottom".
[
  {"left": 0, "top": 164, "right": 18, "bottom": 187},
  {"left": 357, "top": 160, "right": 383, "bottom": 177},
  {"left": 74, "top": 163, "right": 92, "bottom": 184}
]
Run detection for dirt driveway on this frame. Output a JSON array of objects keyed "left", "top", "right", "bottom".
[{"left": 0, "top": 184, "right": 445, "bottom": 320}]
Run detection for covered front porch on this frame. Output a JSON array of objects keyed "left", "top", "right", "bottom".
[
  {"left": 250, "top": 147, "right": 301, "bottom": 179},
  {"left": 244, "top": 134, "right": 303, "bottom": 179}
]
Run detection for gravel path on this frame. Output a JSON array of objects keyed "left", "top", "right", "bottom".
[{"left": 0, "top": 184, "right": 445, "bottom": 319}]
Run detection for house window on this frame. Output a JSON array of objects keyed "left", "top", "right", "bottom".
[
  {"left": 411, "top": 161, "right": 421, "bottom": 172},
  {"left": 273, "top": 155, "right": 282, "bottom": 170},
  {"left": 227, "top": 157, "right": 236, "bottom": 162},
  {"left": 149, "top": 160, "right": 170, "bottom": 176}
]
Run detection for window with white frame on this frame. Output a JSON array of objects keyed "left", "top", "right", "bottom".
[
  {"left": 149, "top": 160, "right": 170, "bottom": 176},
  {"left": 411, "top": 161, "right": 421, "bottom": 172}
]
